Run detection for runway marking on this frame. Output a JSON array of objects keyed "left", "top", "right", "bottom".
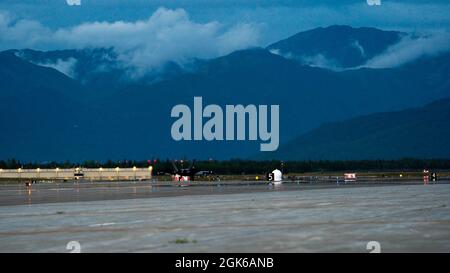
[
  {"left": 89, "top": 222, "right": 116, "bottom": 227},
  {"left": 88, "top": 220, "right": 146, "bottom": 228}
]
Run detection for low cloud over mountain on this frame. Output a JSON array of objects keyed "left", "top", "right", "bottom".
[
  {"left": 0, "top": 8, "right": 260, "bottom": 77},
  {"left": 362, "top": 32, "right": 450, "bottom": 68},
  {"left": 267, "top": 25, "right": 450, "bottom": 70}
]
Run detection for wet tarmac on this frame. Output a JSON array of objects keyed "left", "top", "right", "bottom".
[
  {"left": 0, "top": 180, "right": 431, "bottom": 206},
  {"left": 0, "top": 181, "right": 449, "bottom": 252}
]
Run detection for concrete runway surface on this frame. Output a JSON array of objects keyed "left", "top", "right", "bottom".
[{"left": 0, "top": 182, "right": 449, "bottom": 252}]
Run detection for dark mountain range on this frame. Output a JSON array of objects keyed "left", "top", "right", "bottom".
[
  {"left": 262, "top": 98, "right": 450, "bottom": 160},
  {"left": 11, "top": 48, "right": 185, "bottom": 97},
  {"left": 267, "top": 25, "right": 404, "bottom": 69},
  {"left": 0, "top": 26, "right": 449, "bottom": 161}
]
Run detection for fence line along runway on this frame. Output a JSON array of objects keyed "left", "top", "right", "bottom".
[{"left": 0, "top": 183, "right": 449, "bottom": 252}]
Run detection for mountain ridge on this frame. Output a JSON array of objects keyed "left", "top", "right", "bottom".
[
  {"left": 1, "top": 25, "right": 449, "bottom": 161},
  {"left": 262, "top": 98, "right": 450, "bottom": 160},
  {"left": 267, "top": 25, "right": 404, "bottom": 69}
]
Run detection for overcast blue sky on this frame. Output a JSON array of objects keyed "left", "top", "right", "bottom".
[{"left": 1, "top": 0, "right": 449, "bottom": 46}]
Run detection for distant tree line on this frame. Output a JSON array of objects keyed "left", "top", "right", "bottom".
[{"left": 1, "top": 158, "right": 450, "bottom": 174}]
